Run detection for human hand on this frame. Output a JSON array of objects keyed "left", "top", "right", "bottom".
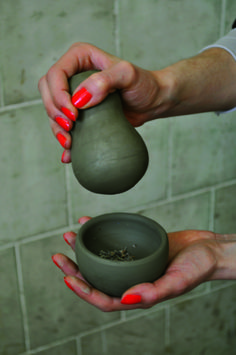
[
  {"left": 38, "top": 43, "right": 171, "bottom": 163},
  {"left": 52, "top": 217, "right": 226, "bottom": 311}
]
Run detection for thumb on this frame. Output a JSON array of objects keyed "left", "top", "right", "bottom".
[{"left": 71, "top": 61, "right": 136, "bottom": 109}]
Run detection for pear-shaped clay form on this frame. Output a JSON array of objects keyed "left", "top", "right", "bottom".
[{"left": 69, "top": 71, "right": 149, "bottom": 194}]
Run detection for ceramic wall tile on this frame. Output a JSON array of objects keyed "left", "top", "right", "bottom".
[
  {"left": 20, "top": 233, "right": 120, "bottom": 349},
  {"left": 214, "top": 183, "right": 236, "bottom": 234},
  {"left": 0, "top": 247, "right": 25, "bottom": 355},
  {"left": 210, "top": 279, "right": 236, "bottom": 291},
  {"left": 169, "top": 285, "right": 236, "bottom": 355},
  {"left": 225, "top": 0, "right": 236, "bottom": 32},
  {"left": 139, "top": 192, "right": 210, "bottom": 233},
  {"left": 81, "top": 309, "right": 166, "bottom": 355},
  {"left": 68, "top": 119, "right": 169, "bottom": 222},
  {"left": 171, "top": 112, "right": 236, "bottom": 196},
  {"left": 0, "top": 105, "right": 67, "bottom": 245},
  {"left": 0, "top": 0, "right": 115, "bottom": 104},
  {"left": 119, "top": 0, "right": 221, "bottom": 70},
  {"left": 34, "top": 340, "right": 77, "bottom": 355}
]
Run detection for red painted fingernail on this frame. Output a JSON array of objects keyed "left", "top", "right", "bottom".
[
  {"left": 55, "top": 116, "right": 70, "bottom": 131},
  {"left": 61, "top": 150, "right": 66, "bottom": 163},
  {"left": 56, "top": 133, "right": 67, "bottom": 148},
  {"left": 61, "top": 107, "right": 76, "bottom": 121},
  {"left": 72, "top": 87, "right": 92, "bottom": 108},
  {"left": 51, "top": 255, "right": 61, "bottom": 269},
  {"left": 64, "top": 277, "right": 74, "bottom": 292},
  {"left": 121, "top": 294, "right": 142, "bottom": 305},
  {"left": 63, "top": 233, "right": 71, "bottom": 246}
]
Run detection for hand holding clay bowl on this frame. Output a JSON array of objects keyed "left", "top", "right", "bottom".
[{"left": 75, "top": 213, "right": 169, "bottom": 297}]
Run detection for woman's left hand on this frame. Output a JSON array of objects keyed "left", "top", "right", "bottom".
[{"left": 52, "top": 217, "right": 223, "bottom": 311}]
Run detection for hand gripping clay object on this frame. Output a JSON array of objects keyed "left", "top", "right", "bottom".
[{"left": 69, "top": 71, "right": 149, "bottom": 194}]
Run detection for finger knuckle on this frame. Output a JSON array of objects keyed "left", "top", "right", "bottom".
[
  {"left": 117, "top": 60, "right": 137, "bottom": 83},
  {"left": 99, "top": 304, "right": 114, "bottom": 312},
  {"left": 38, "top": 75, "right": 45, "bottom": 91},
  {"left": 45, "top": 64, "right": 57, "bottom": 82},
  {"left": 90, "top": 71, "right": 110, "bottom": 93}
]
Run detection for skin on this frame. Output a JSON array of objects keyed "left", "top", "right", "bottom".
[
  {"left": 39, "top": 42, "right": 236, "bottom": 310},
  {"left": 38, "top": 43, "right": 236, "bottom": 163},
  {"left": 53, "top": 217, "right": 236, "bottom": 312}
]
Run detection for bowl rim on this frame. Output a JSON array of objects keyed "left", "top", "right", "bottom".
[{"left": 76, "top": 212, "right": 168, "bottom": 267}]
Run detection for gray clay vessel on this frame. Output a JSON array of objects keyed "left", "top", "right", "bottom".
[
  {"left": 75, "top": 213, "right": 169, "bottom": 297},
  {"left": 69, "top": 71, "right": 149, "bottom": 194}
]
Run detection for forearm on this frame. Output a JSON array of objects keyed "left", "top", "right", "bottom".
[
  {"left": 211, "top": 233, "right": 236, "bottom": 280},
  {"left": 152, "top": 47, "right": 236, "bottom": 117}
]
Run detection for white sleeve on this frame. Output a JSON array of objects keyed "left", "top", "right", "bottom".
[
  {"left": 201, "top": 29, "right": 236, "bottom": 114},
  {"left": 202, "top": 29, "right": 236, "bottom": 61}
]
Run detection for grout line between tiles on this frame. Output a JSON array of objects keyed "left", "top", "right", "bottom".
[
  {"left": 76, "top": 336, "right": 83, "bottom": 355},
  {"left": 18, "top": 281, "right": 236, "bottom": 355},
  {"left": 167, "top": 118, "right": 173, "bottom": 199},
  {"left": 120, "top": 310, "right": 127, "bottom": 321},
  {"left": 164, "top": 305, "right": 171, "bottom": 347},
  {"left": 15, "top": 244, "right": 31, "bottom": 352},
  {"left": 0, "top": 98, "right": 42, "bottom": 114},
  {"left": 65, "top": 164, "right": 74, "bottom": 227},
  {"left": 130, "top": 178, "right": 236, "bottom": 214},
  {"left": 114, "top": 0, "right": 121, "bottom": 57},
  {"left": 10, "top": 224, "right": 79, "bottom": 246},
  {"left": 209, "top": 188, "right": 215, "bottom": 231},
  {"left": 220, "top": 0, "right": 226, "bottom": 36},
  {"left": 18, "top": 335, "right": 77, "bottom": 355},
  {"left": 0, "top": 71, "right": 4, "bottom": 107},
  {"left": 101, "top": 330, "right": 108, "bottom": 354},
  {"left": 1, "top": 178, "right": 236, "bottom": 251}
]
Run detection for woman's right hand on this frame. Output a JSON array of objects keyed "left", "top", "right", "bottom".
[{"left": 38, "top": 43, "right": 172, "bottom": 163}]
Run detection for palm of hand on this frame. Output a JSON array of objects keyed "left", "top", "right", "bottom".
[{"left": 53, "top": 226, "right": 218, "bottom": 311}]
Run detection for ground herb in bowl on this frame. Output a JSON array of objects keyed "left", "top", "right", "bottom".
[{"left": 98, "top": 247, "right": 135, "bottom": 261}]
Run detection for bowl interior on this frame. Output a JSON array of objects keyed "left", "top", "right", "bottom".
[{"left": 81, "top": 215, "right": 164, "bottom": 261}]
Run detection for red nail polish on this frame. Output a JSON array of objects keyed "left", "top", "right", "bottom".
[
  {"left": 55, "top": 116, "right": 70, "bottom": 131},
  {"left": 51, "top": 256, "right": 61, "bottom": 269},
  {"left": 63, "top": 233, "right": 71, "bottom": 246},
  {"left": 121, "top": 294, "right": 142, "bottom": 305},
  {"left": 56, "top": 133, "right": 67, "bottom": 148},
  {"left": 64, "top": 277, "right": 74, "bottom": 292},
  {"left": 72, "top": 87, "right": 92, "bottom": 108},
  {"left": 61, "top": 107, "right": 76, "bottom": 121}
]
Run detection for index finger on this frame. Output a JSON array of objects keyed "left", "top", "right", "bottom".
[{"left": 45, "top": 43, "right": 118, "bottom": 111}]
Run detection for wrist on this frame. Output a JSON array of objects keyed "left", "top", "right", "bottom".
[
  {"left": 152, "top": 48, "right": 236, "bottom": 118},
  {"left": 210, "top": 233, "right": 236, "bottom": 280}
]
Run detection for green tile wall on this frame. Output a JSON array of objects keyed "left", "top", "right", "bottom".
[
  {"left": 119, "top": 0, "right": 222, "bottom": 69},
  {"left": 169, "top": 285, "right": 236, "bottom": 355},
  {"left": 0, "top": 0, "right": 115, "bottom": 104},
  {"left": 19, "top": 234, "right": 120, "bottom": 349},
  {"left": 0, "top": 1, "right": 236, "bottom": 354},
  {"left": 0, "top": 105, "right": 67, "bottom": 245},
  {"left": 81, "top": 309, "right": 166, "bottom": 355},
  {"left": 0, "top": 248, "right": 25, "bottom": 354}
]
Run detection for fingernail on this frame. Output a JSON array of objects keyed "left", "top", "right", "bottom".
[
  {"left": 61, "top": 107, "right": 76, "bottom": 121},
  {"left": 56, "top": 133, "right": 67, "bottom": 148},
  {"left": 120, "top": 294, "right": 142, "bottom": 305},
  {"left": 64, "top": 277, "right": 75, "bottom": 292},
  {"left": 55, "top": 116, "right": 70, "bottom": 131},
  {"left": 64, "top": 276, "right": 91, "bottom": 295},
  {"left": 51, "top": 255, "right": 62, "bottom": 269},
  {"left": 72, "top": 87, "right": 92, "bottom": 108},
  {"left": 63, "top": 233, "right": 71, "bottom": 246},
  {"left": 61, "top": 150, "right": 66, "bottom": 163},
  {"left": 79, "top": 283, "right": 91, "bottom": 295}
]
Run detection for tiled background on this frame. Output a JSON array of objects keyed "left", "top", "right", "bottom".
[{"left": 0, "top": 0, "right": 236, "bottom": 354}]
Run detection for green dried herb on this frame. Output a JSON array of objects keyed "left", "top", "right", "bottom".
[{"left": 98, "top": 247, "right": 135, "bottom": 261}]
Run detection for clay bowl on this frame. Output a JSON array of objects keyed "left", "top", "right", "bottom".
[{"left": 75, "top": 213, "right": 169, "bottom": 297}]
